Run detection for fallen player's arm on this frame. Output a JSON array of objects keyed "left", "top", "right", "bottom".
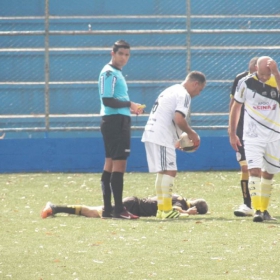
[{"left": 173, "top": 205, "right": 198, "bottom": 215}]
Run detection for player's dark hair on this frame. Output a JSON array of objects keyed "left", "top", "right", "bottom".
[
  {"left": 188, "top": 71, "right": 206, "bottom": 84},
  {"left": 249, "top": 57, "right": 258, "bottom": 66},
  {"left": 112, "top": 40, "right": 130, "bottom": 53},
  {"left": 192, "top": 199, "right": 208, "bottom": 214},
  {"left": 248, "top": 57, "right": 258, "bottom": 73}
]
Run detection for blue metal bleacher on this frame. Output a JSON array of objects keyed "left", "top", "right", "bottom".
[{"left": 1, "top": 0, "right": 280, "bottom": 133}]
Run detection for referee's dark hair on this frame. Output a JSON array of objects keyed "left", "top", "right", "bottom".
[
  {"left": 188, "top": 71, "right": 206, "bottom": 84},
  {"left": 113, "top": 40, "right": 130, "bottom": 53}
]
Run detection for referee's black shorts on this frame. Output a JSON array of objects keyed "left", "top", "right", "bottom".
[{"left": 101, "top": 114, "right": 131, "bottom": 160}]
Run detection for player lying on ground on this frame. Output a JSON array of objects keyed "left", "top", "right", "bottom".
[{"left": 41, "top": 194, "right": 208, "bottom": 219}]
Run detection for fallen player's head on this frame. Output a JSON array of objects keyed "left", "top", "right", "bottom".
[{"left": 190, "top": 199, "right": 208, "bottom": 214}]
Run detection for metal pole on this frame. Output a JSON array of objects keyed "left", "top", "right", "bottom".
[
  {"left": 44, "top": 0, "right": 50, "bottom": 134},
  {"left": 186, "top": 0, "right": 191, "bottom": 73}
]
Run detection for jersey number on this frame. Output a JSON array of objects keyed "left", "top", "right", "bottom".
[{"left": 152, "top": 99, "right": 158, "bottom": 113}]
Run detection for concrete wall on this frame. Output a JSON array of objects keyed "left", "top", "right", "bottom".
[{"left": 0, "top": 135, "right": 238, "bottom": 173}]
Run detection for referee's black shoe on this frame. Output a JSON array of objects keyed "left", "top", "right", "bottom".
[
  {"left": 113, "top": 207, "right": 139, "bottom": 219},
  {"left": 101, "top": 208, "right": 113, "bottom": 219}
]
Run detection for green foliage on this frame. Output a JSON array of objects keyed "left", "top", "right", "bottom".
[{"left": 1, "top": 172, "right": 280, "bottom": 280}]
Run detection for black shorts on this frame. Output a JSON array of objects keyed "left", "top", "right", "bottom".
[
  {"left": 236, "top": 124, "right": 246, "bottom": 162},
  {"left": 101, "top": 114, "right": 131, "bottom": 160},
  {"left": 123, "top": 196, "right": 157, "bottom": 217}
]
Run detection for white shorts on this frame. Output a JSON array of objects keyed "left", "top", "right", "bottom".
[
  {"left": 144, "top": 142, "right": 177, "bottom": 173},
  {"left": 244, "top": 139, "right": 280, "bottom": 174}
]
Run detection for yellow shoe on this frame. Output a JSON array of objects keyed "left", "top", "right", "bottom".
[
  {"left": 162, "top": 209, "right": 180, "bottom": 219},
  {"left": 156, "top": 210, "right": 162, "bottom": 219}
]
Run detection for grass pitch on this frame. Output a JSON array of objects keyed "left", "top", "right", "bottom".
[{"left": 1, "top": 171, "right": 280, "bottom": 280}]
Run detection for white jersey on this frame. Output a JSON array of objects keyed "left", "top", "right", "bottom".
[
  {"left": 141, "top": 84, "right": 191, "bottom": 148},
  {"left": 235, "top": 73, "right": 280, "bottom": 143}
]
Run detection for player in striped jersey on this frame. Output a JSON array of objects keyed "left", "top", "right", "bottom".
[
  {"left": 229, "top": 57, "right": 258, "bottom": 217},
  {"left": 141, "top": 71, "right": 206, "bottom": 219},
  {"left": 229, "top": 56, "right": 280, "bottom": 222},
  {"left": 41, "top": 195, "right": 208, "bottom": 219}
]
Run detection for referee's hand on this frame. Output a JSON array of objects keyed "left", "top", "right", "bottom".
[{"left": 130, "top": 102, "right": 145, "bottom": 115}]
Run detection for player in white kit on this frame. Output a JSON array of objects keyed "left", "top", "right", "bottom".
[
  {"left": 229, "top": 56, "right": 280, "bottom": 222},
  {"left": 141, "top": 71, "right": 206, "bottom": 219}
]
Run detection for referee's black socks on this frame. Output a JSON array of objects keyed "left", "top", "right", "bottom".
[
  {"left": 101, "top": 170, "right": 112, "bottom": 212},
  {"left": 111, "top": 172, "right": 124, "bottom": 213}
]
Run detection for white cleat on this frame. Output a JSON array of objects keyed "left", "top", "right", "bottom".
[{"left": 234, "top": 204, "right": 254, "bottom": 217}]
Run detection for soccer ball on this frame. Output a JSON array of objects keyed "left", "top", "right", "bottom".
[{"left": 179, "top": 132, "right": 200, "bottom": 153}]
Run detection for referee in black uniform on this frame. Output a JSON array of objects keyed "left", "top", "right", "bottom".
[{"left": 229, "top": 57, "right": 258, "bottom": 217}]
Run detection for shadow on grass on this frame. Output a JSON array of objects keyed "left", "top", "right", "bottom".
[
  {"left": 44, "top": 214, "right": 280, "bottom": 224},
  {"left": 136, "top": 215, "right": 280, "bottom": 224}
]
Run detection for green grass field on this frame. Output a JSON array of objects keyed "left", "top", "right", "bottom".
[{"left": 1, "top": 171, "right": 280, "bottom": 280}]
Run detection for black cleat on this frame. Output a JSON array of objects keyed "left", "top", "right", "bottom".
[
  {"left": 253, "top": 210, "right": 264, "bottom": 223},
  {"left": 263, "top": 210, "right": 277, "bottom": 221},
  {"left": 113, "top": 208, "right": 139, "bottom": 219},
  {"left": 101, "top": 207, "right": 113, "bottom": 219}
]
